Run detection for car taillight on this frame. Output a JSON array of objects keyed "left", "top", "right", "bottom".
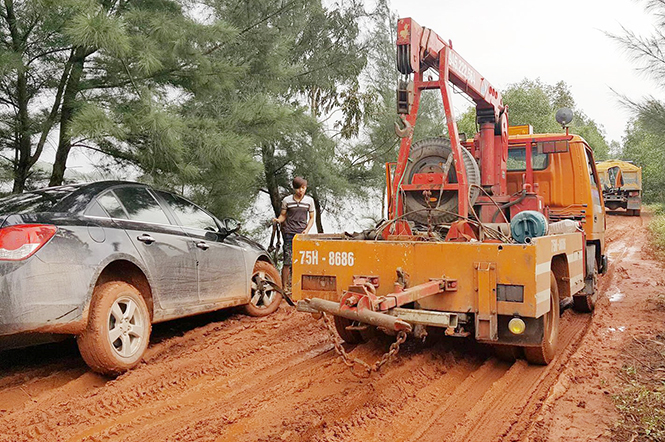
[{"left": 0, "top": 224, "right": 57, "bottom": 261}]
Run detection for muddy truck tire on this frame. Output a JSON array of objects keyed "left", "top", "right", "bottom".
[{"left": 525, "top": 272, "right": 560, "bottom": 365}]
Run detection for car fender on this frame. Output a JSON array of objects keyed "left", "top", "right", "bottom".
[{"left": 82, "top": 252, "right": 157, "bottom": 322}]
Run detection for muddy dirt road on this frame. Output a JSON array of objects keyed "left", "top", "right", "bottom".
[{"left": 0, "top": 215, "right": 660, "bottom": 442}]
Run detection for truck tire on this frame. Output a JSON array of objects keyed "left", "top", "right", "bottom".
[
  {"left": 574, "top": 244, "right": 598, "bottom": 313},
  {"left": 77, "top": 281, "right": 151, "bottom": 376},
  {"left": 525, "top": 272, "right": 560, "bottom": 365},
  {"left": 334, "top": 316, "right": 366, "bottom": 344},
  {"left": 403, "top": 138, "right": 480, "bottom": 225},
  {"left": 244, "top": 261, "right": 283, "bottom": 317},
  {"left": 493, "top": 345, "right": 521, "bottom": 363}
]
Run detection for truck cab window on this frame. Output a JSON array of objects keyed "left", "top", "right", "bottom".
[{"left": 507, "top": 147, "right": 549, "bottom": 171}]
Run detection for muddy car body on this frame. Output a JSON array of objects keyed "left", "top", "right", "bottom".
[{"left": 0, "top": 181, "right": 281, "bottom": 374}]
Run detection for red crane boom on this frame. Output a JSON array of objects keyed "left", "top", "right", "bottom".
[{"left": 389, "top": 18, "right": 509, "bottom": 233}]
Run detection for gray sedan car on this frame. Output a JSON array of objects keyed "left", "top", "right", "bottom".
[{"left": 0, "top": 181, "right": 282, "bottom": 374}]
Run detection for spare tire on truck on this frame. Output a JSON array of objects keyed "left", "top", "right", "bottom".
[{"left": 403, "top": 138, "right": 481, "bottom": 225}]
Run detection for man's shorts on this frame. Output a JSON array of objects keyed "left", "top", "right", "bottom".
[{"left": 283, "top": 233, "right": 295, "bottom": 265}]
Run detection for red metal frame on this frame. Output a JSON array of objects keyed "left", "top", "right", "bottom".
[{"left": 390, "top": 18, "right": 507, "bottom": 227}]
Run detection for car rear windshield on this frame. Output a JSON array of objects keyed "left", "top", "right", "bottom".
[{"left": 0, "top": 187, "right": 77, "bottom": 215}]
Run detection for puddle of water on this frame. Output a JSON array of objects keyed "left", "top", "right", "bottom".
[
  {"left": 608, "top": 326, "right": 626, "bottom": 333},
  {"left": 608, "top": 290, "right": 625, "bottom": 302}
]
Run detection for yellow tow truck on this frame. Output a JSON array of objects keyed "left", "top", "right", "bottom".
[{"left": 291, "top": 18, "right": 606, "bottom": 369}]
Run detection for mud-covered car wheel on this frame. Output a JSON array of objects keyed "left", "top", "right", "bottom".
[
  {"left": 77, "top": 281, "right": 151, "bottom": 375},
  {"left": 525, "top": 272, "right": 560, "bottom": 365},
  {"left": 244, "top": 261, "right": 282, "bottom": 317}
]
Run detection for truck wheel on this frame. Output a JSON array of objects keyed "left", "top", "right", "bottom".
[
  {"left": 634, "top": 209, "right": 641, "bottom": 216},
  {"left": 334, "top": 316, "right": 366, "bottom": 344},
  {"left": 574, "top": 267, "right": 598, "bottom": 313},
  {"left": 575, "top": 244, "right": 598, "bottom": 313},
  {"left": 244, "top": 261, "right": 283, "bottom": 317},
  {"left": 525, "top": 272, "right": 560, "bottom": 365},
  {"left": 493, "top": 345, "right": 521, "bottom": 363},
  {"left": 77, "top": 281, "right": 151, "bottom": 376}
]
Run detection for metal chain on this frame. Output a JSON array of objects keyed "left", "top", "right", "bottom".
[{"left": 321, "top": 313, "right": 408, "bottom": 378}]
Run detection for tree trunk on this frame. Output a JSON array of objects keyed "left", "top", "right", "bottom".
[
  {"left": 5, "top": 0, "right": 31, "bottom": 193},
  {"left": 261, "top": 143, "right": 282, "bottom": 216},
  {"left": 49, "top": 46, "right": 87, "bottom": 187},
  {"left": 310, "top": 190, "right": 324, "bottom": 233},
  {"left": 12, "top": 70, "right": 31, "bottom": 193}
]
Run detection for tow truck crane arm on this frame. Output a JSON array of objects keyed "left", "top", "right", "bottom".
[
  {"left": 391, "top": 18, "right": 508, "bottom": 229},
  {"left": 396, "top": 18, "right": 504, "bottom": 118}
]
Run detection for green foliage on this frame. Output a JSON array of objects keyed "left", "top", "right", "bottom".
[
  {"left": 610, "top": 1, "right": 665, "bottom": 204},
  {"left": 622, "top": 116, "right": 665, "bottom": 203},
  {"left": 648, "top": 210, "right": 665, "bottom": 258},
  {"left": 504, "top": 79, "right": 610, "bottom": 159},
  {"left": 455, "top": 78, "right": 610, "bottom": 160},
  {"left": 65, "top": 6, "right": 130, "bottom": 56}
]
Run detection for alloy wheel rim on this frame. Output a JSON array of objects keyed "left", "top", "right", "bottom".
[
  {"left": 250, "top": 271, "right": 276, "bottom": 308},
  {"left": 107, "top": 297, "right": 145, "bottom": 358}
]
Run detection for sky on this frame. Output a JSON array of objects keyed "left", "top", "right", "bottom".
[{"left": 390, "top": 0, "right": 660, "bottom": 144}]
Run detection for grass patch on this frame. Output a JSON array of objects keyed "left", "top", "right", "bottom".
[
  {"left": 612, "top": 335, "right": 665, "bottom": 441},
  {"left": 612, "top": 211, "right": 665, "bottom": 441},
  {"left": 647, "top": 204, "right": 665, "bottom": 258}
]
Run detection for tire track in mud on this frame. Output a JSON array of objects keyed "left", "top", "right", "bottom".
[
  {"left": 0, "top": 310, "right": 332, "bottom": 441},
  {"left": 0, "top": 218, "right": 633, "bottom": 441},
  {"left": 519, "top": 213, "right": 653, "bottom": 441}
]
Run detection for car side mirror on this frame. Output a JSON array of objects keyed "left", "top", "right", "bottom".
[{"left": 222, "top": 218, "right": 241, "bottom": 233}]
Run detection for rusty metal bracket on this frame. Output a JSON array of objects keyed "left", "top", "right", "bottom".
[{"left": 474, "top": 262, "right": 498, "bottom": 341}]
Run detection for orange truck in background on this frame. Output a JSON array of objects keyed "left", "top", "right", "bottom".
[
  {"left": 596, "top": 160, "right": 642, "bottom": 216},
  {"left": 291, "top": 18, "right": 606, "bottom": 368}
]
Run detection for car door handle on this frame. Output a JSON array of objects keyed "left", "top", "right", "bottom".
[
  {"left": 196, "top": 241, "right": 209, "bottom": 250},
  {"left": 137, "top": 234, "right": 155, "bottom": 244}
]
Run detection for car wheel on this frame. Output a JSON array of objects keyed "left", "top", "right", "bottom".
[
  {"left": 244, "top": 261, "right": 283, "bottom": 317},
  {"left": 77, "top": 281, "right": 151, "bottom": 376},
  {"left": 524, "top": 272, "right": 560, "bottom": 365}
]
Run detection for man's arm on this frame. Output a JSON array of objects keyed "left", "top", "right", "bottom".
[
  {"left": 303, "top": 210, "right": 315, "bottom": 234},
  {"left": 273, "top": 209, "right": 287, "bottom": 224}
]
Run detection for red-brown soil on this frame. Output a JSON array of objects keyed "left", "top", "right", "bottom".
[{"left": 0, "top": 214, "right": 661, "bottom": 441}]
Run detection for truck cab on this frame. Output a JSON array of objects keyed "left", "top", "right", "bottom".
[{"left": 505, "top": 130, "right": 607, "bottom": 276}]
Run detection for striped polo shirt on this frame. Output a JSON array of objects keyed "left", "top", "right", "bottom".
[{"left": 281, "top": 194, "right": 315, "bottom": 234}]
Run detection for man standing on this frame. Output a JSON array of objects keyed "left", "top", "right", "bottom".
[{"left": 273, "top": 177, "right": 315, "bottom": 288}]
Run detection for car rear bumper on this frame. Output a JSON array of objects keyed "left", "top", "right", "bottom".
[{"left": 0, "top": 257, "right": 89, "bottom": 343}]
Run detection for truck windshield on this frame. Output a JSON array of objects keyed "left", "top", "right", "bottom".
[
  {"left": 623, "top": 173, "right": 639, "bottom": 184},
  {"left": 507, "top": 147, "right": 549, "bottom": 171}
]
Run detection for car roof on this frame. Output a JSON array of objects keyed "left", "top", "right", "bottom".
[
  {"left": 0, "top": 181, "right": 150, "bottom": 215},
  {"left": 53, "top": 181, "right": 151, "bottom": 213}
]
